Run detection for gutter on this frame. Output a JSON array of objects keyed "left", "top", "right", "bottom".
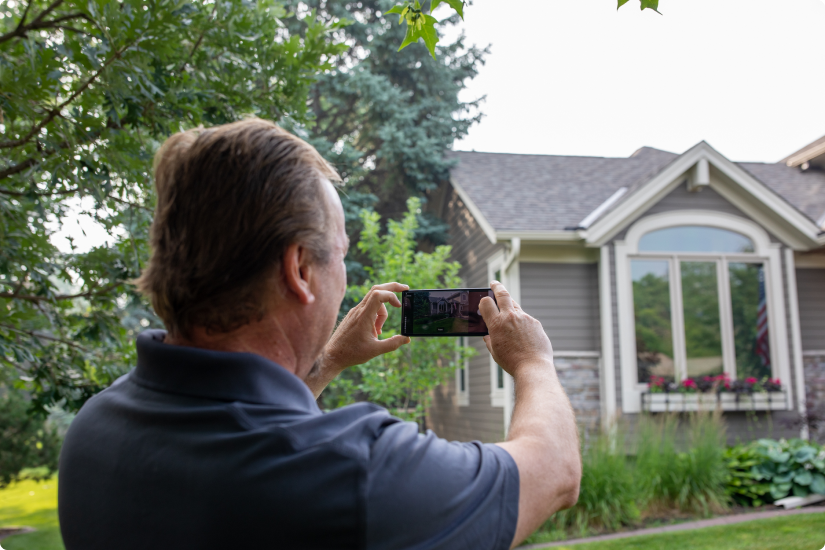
[{"left": 502, "top": 237, "right": 521, "bottom": 276}]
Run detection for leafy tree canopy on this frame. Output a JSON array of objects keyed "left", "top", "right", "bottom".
[
  {"left": 322, "top": 197, "right": 474, "bottom": 426},
  {"left": 0, "top": 0, "right": 348, "bottom": 413}
]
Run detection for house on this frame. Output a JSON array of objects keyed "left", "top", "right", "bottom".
[{"left": 427, "top": 137, "right": 825, "bottom": 443}]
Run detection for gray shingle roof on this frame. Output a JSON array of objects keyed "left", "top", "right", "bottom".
[{"left": 448, "top": 148, "right": 825, "bottom": 232}]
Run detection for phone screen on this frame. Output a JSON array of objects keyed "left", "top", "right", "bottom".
[{"left": 401, "top": 289, "right": 496, "bottom": 337}]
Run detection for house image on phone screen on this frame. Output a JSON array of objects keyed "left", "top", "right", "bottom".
[
  {"left": 428, "top": 291, "right": 468, "bottom": 318},
  {"left": 426, "top": 135, "right": 825, "bottom": 444}
]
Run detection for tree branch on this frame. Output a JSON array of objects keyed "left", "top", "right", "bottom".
[
  {"left": 0, "top": 281, "right": 123, "bottom": 303},
  {"left": 0, "top": 322, "right": 88, "bottom": 351},
  {"left": 0, "top": 38, "right": 138, "bottom": 149},
  {"left": 0, "top": 1, "right": 91, "bottom": 44},
  {"left": 0, "top": 185, "right": 81, "bottom": 198}
]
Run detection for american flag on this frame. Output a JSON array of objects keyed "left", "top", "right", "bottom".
[{"left": 756, "top": 266, "right": 770, "bottom": 368}]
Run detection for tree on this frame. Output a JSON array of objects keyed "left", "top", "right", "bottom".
[
  {"left": 322, "top": 197, "right": 474, "bottom": 426},
  {"left": 0, "top": 390, "right": 61, "bottom": 487},
  {"left": 0, "top": 0, "right": 348, "bottom": 413},
  {"left": 282, "top": 0, "right": 486, "bottom": 290}
]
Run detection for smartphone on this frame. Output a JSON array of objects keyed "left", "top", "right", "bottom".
[{"left": 401, "top": 289, "right": 496, "bottom": 337}]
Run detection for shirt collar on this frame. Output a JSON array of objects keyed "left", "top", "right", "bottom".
[{"left": 132, "top": 329, "right": 320, "bottom": 412}]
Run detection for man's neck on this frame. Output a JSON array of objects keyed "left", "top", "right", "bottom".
[{"left": 165, "top": 316, "right": 303, "bottom": 377}]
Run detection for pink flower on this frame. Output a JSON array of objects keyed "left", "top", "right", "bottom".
[
  {"left": 745, "top": 377, "right": 758, "bottom": 384},
  {"left": 682, "top": 379, "right": 697, "bottom": 388}
]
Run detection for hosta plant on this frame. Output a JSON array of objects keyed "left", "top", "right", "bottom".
[{"left": 725, "top": 438, "right": 825, "bottom": 506}]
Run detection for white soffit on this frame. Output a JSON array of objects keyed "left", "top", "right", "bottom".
[{"left": 584, "top": 141, "right": 822, "bottom": 250}]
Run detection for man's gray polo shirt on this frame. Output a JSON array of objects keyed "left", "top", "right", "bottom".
[{"left": 58, "top": 330, "right": 519, "bottom": 549}]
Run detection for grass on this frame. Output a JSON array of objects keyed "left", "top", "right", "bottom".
[
  {"left": 543, "top": 512, "right": 825, "bottom": 550},
  {"left": 0, "top": 476, "right": 64, "bottom": 550}
]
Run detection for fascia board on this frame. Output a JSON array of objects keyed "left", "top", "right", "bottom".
[
  {"left": 702, "top": 146, "right": 821, "bottom": 246},
  {"left": 495, "top": 230, "right": 584, "bottom": 242},
  {"left": 448, "top": 177, "right": 497, "bottom": 245},
  {"left": 585, "top": 142, "right": 706, "bottom": 246},
  {"left": 586, "top": 141, "right": 821, "bottom": 248}
]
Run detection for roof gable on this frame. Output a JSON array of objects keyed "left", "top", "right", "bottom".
[{"left": 449, "top": 142, "right": 825, "bottom": 250}]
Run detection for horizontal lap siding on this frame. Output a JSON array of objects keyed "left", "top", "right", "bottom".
[
  {"left": 520, "top": 263, "right": 600, "bottom": 352},
  {"left": 797, "top": 268, "right": 825, "bottom": 352},
  {"left": 428, "top": 189, "right": 505, "bottom": 443}
]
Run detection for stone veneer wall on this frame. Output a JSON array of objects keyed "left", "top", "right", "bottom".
[
  {"left": 554, "top": 356, "right": 601, "bottom": 435},
  {"left": 804, "top": 354, "right": 825, "bottom": 443}
]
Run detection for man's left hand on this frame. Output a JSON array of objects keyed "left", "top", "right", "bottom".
[{"left": 306, "top": 283, "right": 411, "bottom": 397}]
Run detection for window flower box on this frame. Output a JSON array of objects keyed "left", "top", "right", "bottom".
[{"left": 641, "top": 390, "right": 787, "bottom": 412}]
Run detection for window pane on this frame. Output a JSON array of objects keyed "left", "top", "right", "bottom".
[
  {"left": 729, "top": 263, "right": 771, "bottom": 380},
  {"left": 681, "top": 261, "right": 724, "bottom": 378},
  {"left": 632, "top": 260, "right": 674, "bottom": 383},
  {"left": 496, "top": 365, "right": 504, "bottom": 389},
  {"left": 639, "top": 226, "right": 754, "bottom": 253}
]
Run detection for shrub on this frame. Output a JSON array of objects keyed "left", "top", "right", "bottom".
[
  {"left": 0, "top": 390, "right": 62, "bottom": 488},
  {"left": 726, "top": 439, "right": 825, "bottom": 506}
]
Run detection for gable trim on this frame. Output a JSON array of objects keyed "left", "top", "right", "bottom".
[
  {"left": 449, "top": 177, "right": 497, "bottom": 245},
  {"left": 584, "top": 142, "right": 822, "bottom": 250}
]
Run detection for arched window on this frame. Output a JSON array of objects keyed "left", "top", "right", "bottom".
[
  {"left": 614, "top": 211, "right": 790, "bottom": 412},
  {"left": 639, "top": 226, "right": 755, "bottom": 253}
]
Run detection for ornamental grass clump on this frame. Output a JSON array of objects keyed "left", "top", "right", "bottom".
[
  {"left": 542, "top": 430, "right": 640, "bottom": 537},
  {"left": 634, "top": 411, "right": 729, "bottom": 515}
]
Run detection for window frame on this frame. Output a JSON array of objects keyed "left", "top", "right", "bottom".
[
  {"left": 615, "top": 210, "right": 793, "bottom": 413},
  {"left": 487, "top": 250, "right": 506, "bottom": 408},
  {"left": 456, "top": 336, "right": 470, "bottom": 407}
]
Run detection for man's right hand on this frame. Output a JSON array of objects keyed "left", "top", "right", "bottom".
[
  {"left": 480, "top": 280, "right": 581, "bottom": 549},
  {"left": 478, "top": 281, "right": 554, "bottom": 375}
]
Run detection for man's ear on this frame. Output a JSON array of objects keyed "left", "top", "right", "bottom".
[{"left": 282, "top": 242, "right": 316, "bottom": 305}]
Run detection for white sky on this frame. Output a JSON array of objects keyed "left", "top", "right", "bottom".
[{"left": 446, "top": 0, "right": 825, "bottom": 162}]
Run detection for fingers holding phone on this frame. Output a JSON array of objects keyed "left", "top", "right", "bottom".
[{"left": 481, "top": 281, "right": 554, "bottom": 377}]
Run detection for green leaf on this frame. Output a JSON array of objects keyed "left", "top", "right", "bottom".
[
  {"left": 811, "top": 473, "right": 825, "bottom": 495},
  {"left": 420, "top": 15, "right": 440, "bottom": 59},
  {"left": 617, "top": 0, "right": 631, "bottom": 8},
  {"left": 793, "top": 447, "right": 817, "bottom": 463},
  {"left": 794, "top": 470, "right": 814, "bottom": 486},
  {"left": 386, "top": 4, "right": 407, "bottom": 14},
  {"left": 640, "top": 0, "right": 662, "bottom": 14},
  {"left": 397, "top": 19, "right": 419, "bottom": 51},
  {"left": 431, "top": 0, "right": 464, "bottom": 19}
]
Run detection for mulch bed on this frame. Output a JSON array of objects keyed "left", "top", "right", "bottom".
[{"left": 0, "top": 527, "right": 35, "bottom": 541}]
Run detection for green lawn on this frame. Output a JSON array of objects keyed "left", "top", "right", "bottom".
[
  {"left": 542, "top": 512, "right": 825, "bottom": 550},
  {"left": 1, "top": 478, "right": 822, "bottom": 550},
  {"left": 0, "top": 477, "right": 64, "bottom": 550}
]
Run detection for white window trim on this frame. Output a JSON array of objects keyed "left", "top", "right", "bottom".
[
  {"left": 456, "top": 337, "right": 470, "bottom": 407},
  {"left": 615, "top": 210, "right": 793, "bottom": 413},
  {"left": 487, "top": 250, "right": 506, "bottom": 408}
]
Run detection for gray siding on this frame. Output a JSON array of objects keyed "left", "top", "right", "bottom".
[
  {"left": 520, "top": 263, "right": 600, "bottom": 351},
  {"left": 428, "top": 188, "right": 505, "bottom": 443},
  {"left": 797, "top": 268, "right": 825, "bottom": 351},
  {"left": 614, "top": 182, "right": 781, "bottom": 243}
]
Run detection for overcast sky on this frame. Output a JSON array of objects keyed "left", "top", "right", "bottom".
[{"left": 445, "top": 0, "right": 825, "bottom": 163}]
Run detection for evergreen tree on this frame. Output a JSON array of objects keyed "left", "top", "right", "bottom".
[{"left": 284, "top": 0, "right": 487, "bottom": 273}]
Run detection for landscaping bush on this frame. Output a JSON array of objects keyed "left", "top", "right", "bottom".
[
  {"left": 0, "top": 390, "right": 62, "bottom": 488},
  {"left": 725, "top": 439, "right": 825, "bottom": 506}
]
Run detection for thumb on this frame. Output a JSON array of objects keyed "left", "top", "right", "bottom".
[{"left": 374, "top": 334, "right": 411, "bottom": 355}]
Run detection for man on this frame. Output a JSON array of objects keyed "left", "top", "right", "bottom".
[{"left": 58, "top": 119, "right": 581, "bottom": 549}]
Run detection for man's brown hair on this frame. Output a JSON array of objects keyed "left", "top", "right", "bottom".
[{"left": 135, "top": 118, "right": 340, "bottom": 338}]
